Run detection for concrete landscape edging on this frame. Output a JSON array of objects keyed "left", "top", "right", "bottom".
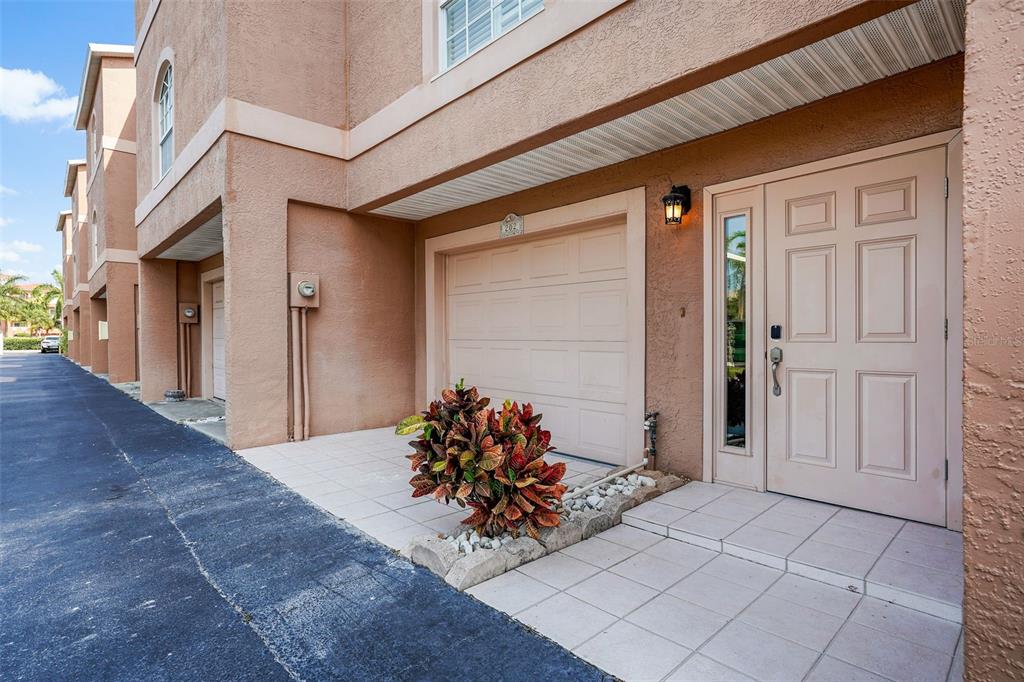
[{"left": 406, "top": 470, "right": 688, "bottom": 591}]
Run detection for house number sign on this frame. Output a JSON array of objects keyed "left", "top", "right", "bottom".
[{"left": 499, "top": 213, "right": 524, "bottom": 239}]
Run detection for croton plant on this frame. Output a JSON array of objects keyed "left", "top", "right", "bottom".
[{"left": 395, "top": 380, "right": 567, "bottom": 540}]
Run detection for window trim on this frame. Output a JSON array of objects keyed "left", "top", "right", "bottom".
[
  {"left": 437, "top": 0, "right": 544, "bottom": 75},
  {"left": 153, "top": 54, "right": 175, "bottom": 187}
]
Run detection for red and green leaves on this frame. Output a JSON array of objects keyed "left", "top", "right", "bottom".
[{"left": 395, "top": 383, "right": 565, "bottom": 540}]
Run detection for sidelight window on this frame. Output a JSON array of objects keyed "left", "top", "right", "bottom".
[{"left": 724, "top": 213, "right": 747, "bottom": 448}]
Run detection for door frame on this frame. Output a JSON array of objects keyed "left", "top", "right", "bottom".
[
  {"left": 701, "top": 129, "right": 963, "bottom": 529},
  {"left": 200, "top": 266, "right": 224, "bottom": 399},
  {"left": 422, "top": 187, "right": 647, "bottom": 466}
]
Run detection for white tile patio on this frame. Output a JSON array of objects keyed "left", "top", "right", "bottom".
[
  {"left": 236, "top": 426, "right": 615, "bottom": 554},
  {"left": 470, "top": 521, "right": 963, "bottom": 682},
  {"left": 624, "top": 482, "right": 963, "bottom": 623},
  {"left": 239, "top": 428, "right": 964, "bottom": 682}
]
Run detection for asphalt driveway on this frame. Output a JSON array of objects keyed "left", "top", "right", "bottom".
[{"left": 0, "top": 354, "right": 602, "bottom": 681}]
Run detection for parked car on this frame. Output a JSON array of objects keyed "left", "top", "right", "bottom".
[{"left": 40, "top": 336, "right": 60, "bottom": 353}]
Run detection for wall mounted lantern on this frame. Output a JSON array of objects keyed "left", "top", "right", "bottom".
[{"left": 662, "top": 185, "right": 691, "bottom": 224}]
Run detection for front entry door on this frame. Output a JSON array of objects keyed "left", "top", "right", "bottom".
[{"left": 765, "top": 146, "right": 947, "bottom": 525}]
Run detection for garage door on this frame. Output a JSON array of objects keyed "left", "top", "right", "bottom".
[
  {"left": 446, "top": 222, "right": 632, "bottom": 464},
  {"left": 212, "top": 281, "right": 226, "bottom": 400}
]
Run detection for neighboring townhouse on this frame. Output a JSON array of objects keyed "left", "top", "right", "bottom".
[
  {"left": 74, "top": 44, "right": 139, "bottom": 382},
  {"left": 55, "top": 209, "right": 73, "bottom": 335},
  {"left": 130, "top": 0, "right": 1020, "bottom": 675},
  {"left": 62, "top": 160, "right": 91, "bottom": 369}
]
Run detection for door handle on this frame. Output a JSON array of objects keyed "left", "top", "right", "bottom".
[{"left": 769, "top": 346, "right": 783, "bottom": 396}]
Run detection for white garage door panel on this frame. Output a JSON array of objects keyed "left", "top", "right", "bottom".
[
  {"left": 469, "top": 386, "right": 628, "bottom": 462},
  {"left": 212, "top": 281, "right": 226, "bottom": 400},
  {"left": 447, "top": 223, "right": 627, "bottom": 295},
  {"left": 446, "top": 221, "right": 631, "bottom": 464},
  {"left": 448, "top": 340, "right": 627, "bottom": 404},
  {"left": 448, "top": 279, "right": 628, "bottom": 342}
]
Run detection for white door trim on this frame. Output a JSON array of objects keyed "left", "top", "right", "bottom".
[
  {"left": 701, "top": 129, "right": 963, "bottom": 529},
  {"left": 944, "top": 132, "right": 963, "bottom": 531},
  {"left": 200, "top": 266, "right": 224, "bottom": 399},
  {"left": 423, "top": 187, "right": 647, "bottom": 466}
]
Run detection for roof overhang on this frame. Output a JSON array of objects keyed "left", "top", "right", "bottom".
[
  {"left": 74, "top": 43, "right": 134, "bottom": 130},
  {"left": 372, "top": 0, "right": 965, "bottom": 221},
  {"left": 55, "top": 210, "right": 72, "bottom": 232},
  {"left": 157, "top": 211, "right": 224, "bottom": 261},
  {"left": 63, "top": 160, "right": 86, "bottom": 197}
]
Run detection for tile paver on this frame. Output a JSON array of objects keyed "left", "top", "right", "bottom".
[
  {"left": 241, "top": 428, "right": 964, "bottom": 681},
  {"left": 575, "top": 621, "right": 691, "bottom": 682},
  {"left": 516, "top": 593, "right": 619, "bottom": 650},
  {"left": 566, "top": 571, "right": 660, "bottom": 617},
  {"left": 700, "top": 620, "right": 821, "bottom": 681}
]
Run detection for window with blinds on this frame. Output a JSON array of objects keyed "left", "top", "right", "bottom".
[{"left": 441, "top": 0, "right": 542, "bottom": 70}]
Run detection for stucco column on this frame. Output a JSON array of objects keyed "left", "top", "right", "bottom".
[
  {"left": 138, "top": 258, "right": 178, "bottom": 402},
  {"left": 78, "top": 298, "right": 92, "bottom": 369},
  {"left": 105, "top": 263, "right": 138, "bottom": 383},
  {"left": 961, "top": 0, "right": 1024, "bottom": 678},
  {"left": 220, "top": 186, "right": 290, "bottom": 450},
  {"left": 68, "top": 308, "right": 80, "bottom": 362},
  {"left": 89, "top": 297, "right": 109, "bottom": 375}
]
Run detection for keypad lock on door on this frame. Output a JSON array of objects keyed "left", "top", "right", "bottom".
[{"left": 770, "top": 346, "right": 783, "bottom": 396}]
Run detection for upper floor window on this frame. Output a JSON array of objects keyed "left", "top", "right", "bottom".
[
  {"left": 91, "top": 210, "right": 99, "bottom": 265},
  {"left": 157, "top": 63, "right": 174, "bottom": 179},
  {"left": 441, "top": 0, "right": 543, "bottom": 70},
  {"left": 90, "top": 113, "right": 99, "bottom": 170}
]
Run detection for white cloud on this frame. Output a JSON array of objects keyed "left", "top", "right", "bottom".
[
  {"left": 0, "top": 240, "right": 42, "bottom": 263},
  {"left": 0, "top": 217, "right": 12, "bottom": 227},
  {"left": 0, "top": 185, "right": 16, "bottom": 196},
  {"left": 0, "top": 67, "right": 78, "bottom": 123}
]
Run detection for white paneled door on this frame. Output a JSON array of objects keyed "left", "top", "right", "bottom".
[
  {"left": 765, "top": 147, "right": 947, "bottom": 525},
  {"left": 446, "top": 222, "right": 631, "bottom": 464},
  {"left": 211, "top": 281, "right": 226, "bottom": 400}
]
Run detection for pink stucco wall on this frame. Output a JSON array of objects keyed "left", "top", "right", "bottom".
[
  {"left": 961, "top": 0, "right": 1024, "bottom": 678},
  {"left": 286, "top": 202, "right": 415, "bottom": 437}
]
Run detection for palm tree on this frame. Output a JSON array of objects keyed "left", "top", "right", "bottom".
[
  {"left": 28, "top": 270, "right": 62, "bottom": 332},
  {"left": 0, "top": 273, "right": 29, "bottom": 337}
]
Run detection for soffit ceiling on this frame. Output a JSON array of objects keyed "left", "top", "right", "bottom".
[
  {"left": 372, "top": 0, "right": 964, "bottom": 221},
  {"left": 158, "top": 212, "right": 223, "bottom": 261}
]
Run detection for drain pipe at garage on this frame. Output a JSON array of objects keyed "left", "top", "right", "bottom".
[
  {"left": 562, "top": 411, "right": 659, "bottom": 501},
  {"left": 289, "top": 274, "right": 320, "bottom": 442}
]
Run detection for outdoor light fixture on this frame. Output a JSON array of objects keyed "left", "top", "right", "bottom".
[{"left": 662, "top": 185, "right": 691, "bottom": 224}]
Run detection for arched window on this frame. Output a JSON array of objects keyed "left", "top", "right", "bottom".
[
  {"left": 91, "top": 210, "right": 99, "bottom": 265},
  {"left": 157, "top": 63, "right": 174, "bottom": 179},
  {"left": 90, "top": 112, "right": 99, "bottom": 170}
]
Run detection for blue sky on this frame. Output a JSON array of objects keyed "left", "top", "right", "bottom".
[{"left": 1, "top": 0, "right": 133, "bottom": 284}]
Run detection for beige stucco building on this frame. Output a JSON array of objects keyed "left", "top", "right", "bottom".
[
  {"left": 59, "top": 45, "right": 140, "bottom": 383},
  {"left": 61, "top": 160, "right": 91, "bottom": 368},
  {"left": 56, "top": 0, "right": 1023, "bottom": 676},
  {"left": 76, "top": 44, "right": 140, "bottom": 383}
]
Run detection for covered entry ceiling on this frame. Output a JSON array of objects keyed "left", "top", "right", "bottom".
[
  {"left": 372, "top": 0, "right": 964, "bottom": 221},
  {"left": 158, "top": 212, "right": 223, "bottom": 261}
]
